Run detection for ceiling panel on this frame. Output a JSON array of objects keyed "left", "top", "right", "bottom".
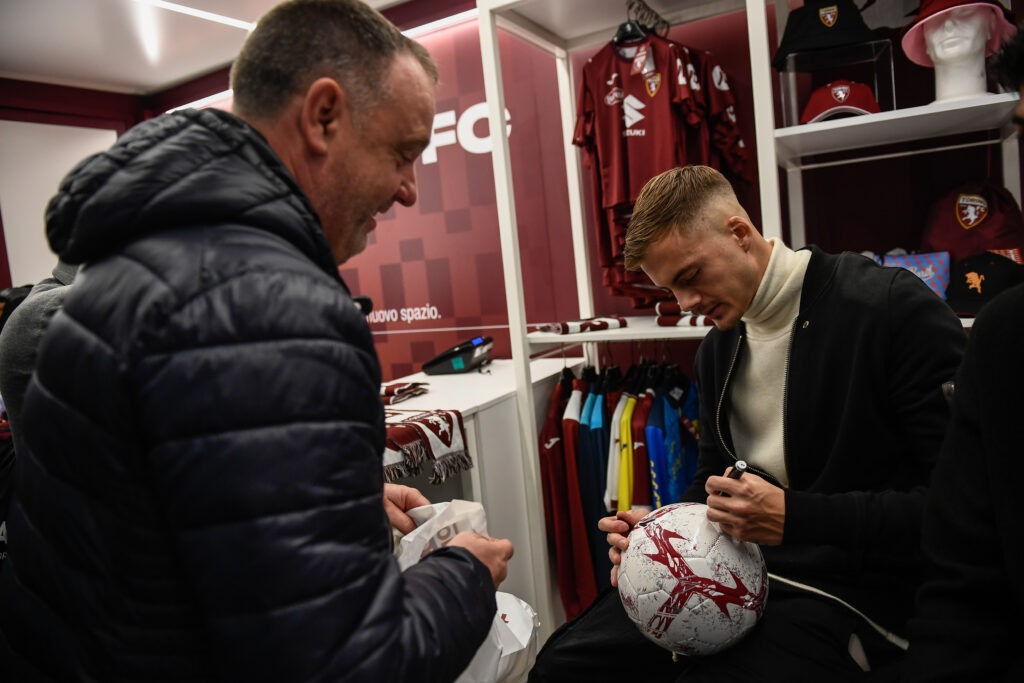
[{"left": 0, "top": 0, "right": 409, "bottom": 95}]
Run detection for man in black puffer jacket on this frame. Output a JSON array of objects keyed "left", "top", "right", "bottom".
[{"left": 0, "top": 1, "right": 513, "bottom": 681}]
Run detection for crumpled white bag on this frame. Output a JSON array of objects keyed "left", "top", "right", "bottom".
[
  {"left": 397, "top": 499, "right": 489, "bottom": 570},
  {"left": 455, "top": 591, "right": 540, "bottom": 683},
  {"left": 397, "top": 500, "right": 540, "bottom": 683}
]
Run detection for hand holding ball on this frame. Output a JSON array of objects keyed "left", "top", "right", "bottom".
[{"left": 617, "top": 502, "right": 768, "bottom": 656}]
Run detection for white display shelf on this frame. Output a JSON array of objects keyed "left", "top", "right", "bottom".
[
  {"left": 387, "top": 357, "right": 582, "bottom": 416},
  {"left": 527, "top": 315, "right": 712, "bottom": 344},
  {"left": 774, "top": 92, "right": 1019, "bottom": 168}
]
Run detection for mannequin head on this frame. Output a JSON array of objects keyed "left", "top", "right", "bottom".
[
  {"left": 902, "top": 0, "right": 1017, "bottom": 101},
  {"left": 926, "top": 6, "right": 991, "bottom": 100},
  {"left": 924, "top": 6, "right": 991, "bottom": 66}
]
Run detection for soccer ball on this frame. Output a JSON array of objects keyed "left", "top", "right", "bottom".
[{"left": 617, "top": 502, "right": 768, "bottom": 656}]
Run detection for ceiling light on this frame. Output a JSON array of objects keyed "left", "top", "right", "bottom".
[
  {"left": 131, "top": 0, "right": 255, "bottom": 31},
  {"left": 403, "top": 9, "right": 478, "bottom": 39}
]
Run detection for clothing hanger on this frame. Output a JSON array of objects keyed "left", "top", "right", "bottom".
[
  {"left": 624, "top": 0, "right": 670, "bottom": 39},
  {"left": 612, "top": 17, "right": 647, "bottom": 45}
]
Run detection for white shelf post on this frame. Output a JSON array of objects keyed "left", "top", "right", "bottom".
[{"left": 477, "top": 0, "right": 559, "bottom": 642}]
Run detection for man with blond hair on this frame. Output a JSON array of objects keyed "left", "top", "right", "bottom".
[{"left": 530, "top": 165, "right": 964, "bottom": 681}]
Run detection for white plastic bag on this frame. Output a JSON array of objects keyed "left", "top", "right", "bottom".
[
  {"left": 397, "top": 500, "right": 540, "bottom": 683},
  {"left": 397, "top": 499, "right": 488, "bottom": 570},
  {"left": 455, "top": 592, "right": 540, "bottom": 683}
]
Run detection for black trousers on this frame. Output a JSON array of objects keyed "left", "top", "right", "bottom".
[{"left": 528, "top": 584, "right": 904, "bottom": 682}]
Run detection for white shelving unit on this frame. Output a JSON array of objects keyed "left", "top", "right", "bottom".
[
  {"left": 388, "top": 358, "right": 583, "bottom": 612},
  {"left": 528, "top": 315, "right": 712, "bottom": 344},
  {"left": 477, "top": 0, "right": 772, "bottom": 643},
  {"left": 779, "top": 92, "right": 1020, "bottom": 247},
  {"left": 476, "top": 0, "right": 1015, "bottom": 642}
]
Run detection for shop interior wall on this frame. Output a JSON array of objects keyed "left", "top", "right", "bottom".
[
  {"left": 0, "top": 6, "right": 582, "bottom": 383},
  {"left": 339, "top": 21, "right": 579, "bottom": 380},
  {"left": 3, "top": 0, "right": 1023, "bottom": 380}
]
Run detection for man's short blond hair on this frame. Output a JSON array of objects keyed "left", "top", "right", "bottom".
[{"left": 624, "top": 166, "right": 737, "bottom": 271}]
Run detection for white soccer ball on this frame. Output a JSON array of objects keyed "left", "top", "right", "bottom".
[{"left": 617, "top": 502, "right": 768, "bottom": 656}]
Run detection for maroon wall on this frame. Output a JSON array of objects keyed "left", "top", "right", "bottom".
[{"left": 340, "top": 21, "right": 579, "bottom": 380}]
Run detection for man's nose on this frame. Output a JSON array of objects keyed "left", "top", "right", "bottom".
[
  {"left": 675, "top": 289, "right": 699, "bottom": 313},
  {"left": 395, "top": 170, "right": 418, "bottom": 207}
]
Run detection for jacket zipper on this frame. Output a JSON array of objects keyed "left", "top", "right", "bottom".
[
  {"left": 714, "top": 333, "right": 742, "bottom": 462},
  {"left": 781, "top": 317, "right": 798, "bottom": 481},
  {"left": 714, "top": 330, "right": 787, "bottom": 489}
]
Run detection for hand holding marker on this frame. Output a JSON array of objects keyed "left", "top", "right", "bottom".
[
  {"left": 718, "top": 459, "right": 747, "bottom": 496},
  {"left": 728, "top": 460, "right": 748, "bottom": 480}
]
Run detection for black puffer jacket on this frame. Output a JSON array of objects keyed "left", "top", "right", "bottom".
[{"left": 0, "top": 108, "right": 495, "bottom": 682}]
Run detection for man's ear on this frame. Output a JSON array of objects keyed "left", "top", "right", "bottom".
[
  {"left": 727, "top": 215, "right": 752, "bottom": 249},
  {"left": 300, "top": 77, "right": 346, "bottom": 156}
]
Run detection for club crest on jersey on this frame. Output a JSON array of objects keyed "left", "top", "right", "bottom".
[
  {"left": 819, "top": 5, "right": 838, "bottom": 27},
  {"left": 605, "top": 86, "right": 625, "bottom": 106},
  {"left": 956, "top": 194, "right": 989, "bottom": 229},
  {"left": 645, "top": 72, "right": 662, "bottom": 97},
  {"left": 831, "top": 84, "right": 850, "bottom": 103}
]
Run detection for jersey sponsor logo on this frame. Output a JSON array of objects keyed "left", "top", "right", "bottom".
[
  {"left": 712, "top": 65, "right": 730, "bottom": 92},
  {"left": 622, "top": 94, "right": 646, "bottom": 130},
  {"left": 544, "top": 436, "right": 561, "bottom": 450},
  {"left": 605, "top": 86, "right": 625, "bottom": 106},
  {"left": 644, "top": 72, "right": 662, "bottom": 97},
  {"left": 831, "top": 84, "right": 851, "bottom": 103},
  {"left": 725, "top": 104, "right": 737, "bottom": 123},
  {"left": 956, "top": 194, "right": 989, "bottom": 229},
  {"left": 607, "top": 73, "right": 620, "bottom": 86},
  {"left": 819, "top": 5, "right": 838, "bottom": 27}
]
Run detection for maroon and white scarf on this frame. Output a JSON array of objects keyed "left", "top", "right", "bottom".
[
  {"left": 381, "top": 381, "right": 429, "bottom": 405},
  {"left": 533, "top": 316, "right": 628, "bottom": 335},
  {"left": 383, "top": 408, "right": 472, "bottom": 484}
]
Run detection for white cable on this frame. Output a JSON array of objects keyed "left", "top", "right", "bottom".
[{"left": 767, "top": 573, "right": 910, "bottom": 651}]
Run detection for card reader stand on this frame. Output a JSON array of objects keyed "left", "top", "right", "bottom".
[{"left": 422, "top": 336, "right": 494, "bottom": 375}]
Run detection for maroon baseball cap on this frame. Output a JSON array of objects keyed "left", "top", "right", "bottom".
[
  {"left": 800, "top": 80, "right": 881, "bottom": 123},
  {"left": 919, "top": 181, "right": 1024, "bottom": 264},
  {"left": 901, "top": 0, "right": 1016, "bottom": 67},
  {"left": 945, "top": 251, "right": 1024, "bottom": 315}
]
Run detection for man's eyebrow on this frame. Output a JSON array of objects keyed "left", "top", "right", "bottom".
[{"left": 673, "top": 265, "right": 696, "bottom": 285}]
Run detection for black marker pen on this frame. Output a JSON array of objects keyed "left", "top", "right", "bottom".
[
  {"left": 717, "top": 460, "right": 747, "bottom": 496},
  {"left": 728, "top": 460, "right": 748, "bottom": 480}
]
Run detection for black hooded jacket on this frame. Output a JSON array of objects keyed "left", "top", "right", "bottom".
[{"left": 0, "top": 108, "right": 495, "bottom": 682}]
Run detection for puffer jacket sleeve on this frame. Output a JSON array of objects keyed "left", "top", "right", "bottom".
[{"left": 131, "top": 254, "right": 495, "bottom": 682}]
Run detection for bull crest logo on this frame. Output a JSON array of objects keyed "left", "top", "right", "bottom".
[
  {"left": 645, "top": 72, "right": 662, "bottom": 97},
  {"left": 966, "top": 272, "right": 985, "bottom": 294},
  {"left": 819, "top": 5, "right": 838, "bottom": 27},
  {"left": 831, "top": 84, "right": 850, "bottom": 103},
  {"left": 956, "top": 194, "right": 989, "bottom": 229}
]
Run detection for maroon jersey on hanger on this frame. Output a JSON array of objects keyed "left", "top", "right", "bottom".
[
  {"left": 573, "top": 36, "right": 692, "bottom": 209},
  {"left": 687, "top": 45, "right": 751, "bottom": 180}
]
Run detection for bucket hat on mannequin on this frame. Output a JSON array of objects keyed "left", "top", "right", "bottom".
[{"left": 902, "top": 0, "right": 1016, "bottom": 67}]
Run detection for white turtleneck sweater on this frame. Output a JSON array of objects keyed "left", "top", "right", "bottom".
[{"left": 727, "top": 238, "right": 810, "bottom": 487}]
